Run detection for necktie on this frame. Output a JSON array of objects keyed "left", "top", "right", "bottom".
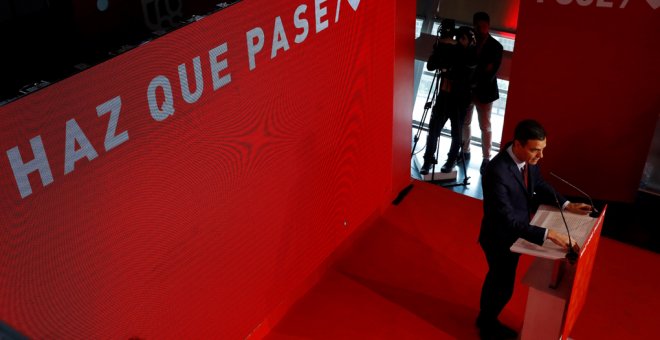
[{"left": 522, "top": 165, "right": 528, "bottom": 189}]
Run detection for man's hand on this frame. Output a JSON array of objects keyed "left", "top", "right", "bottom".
[
  {"left": 547, "top": 229, "right": 579, "bottom": 252},
  {"left": 566, "top": 202, "right": 592, "bottom": 215}
]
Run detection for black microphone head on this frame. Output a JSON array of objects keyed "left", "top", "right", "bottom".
[
  {"left": 589, "top": 208, "right": 600, "bottom": 218},
  {"left": 566, "top": 249, "right": 578, "bottom": 264}
]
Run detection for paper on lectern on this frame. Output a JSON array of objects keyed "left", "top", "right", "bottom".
[{"left": 510, "top": 204, "right": 597, "bottom": 260}]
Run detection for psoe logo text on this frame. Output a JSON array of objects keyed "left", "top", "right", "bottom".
[{"left": 536, "top": 0, "right": 633, "bottom": 9}]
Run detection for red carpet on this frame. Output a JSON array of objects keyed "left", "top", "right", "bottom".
[{"left": 264, "top": 180, "right": 660, "bottom": 339}]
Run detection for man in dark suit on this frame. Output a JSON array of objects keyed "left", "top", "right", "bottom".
[
  {"left": 476, "top": 119, "right": 591, "bottom": 339},
  {"left": 460, "top": 12, "right": 504, "bottom": 175}
]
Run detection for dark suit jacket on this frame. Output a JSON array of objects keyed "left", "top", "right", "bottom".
[
  {"left": 478, "top": 143, "right": 567, "bottom": 250},
  {"left": 473, "top": 35, "right": 503, "bottom": 104}
]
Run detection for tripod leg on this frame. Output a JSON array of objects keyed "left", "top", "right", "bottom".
[
  {"left": 457, "top": 106, "right": 470, "bottom": 186},
  {"left": 419, "top": 110, "right": 439, "bottom": 175},
  {"left": 411, "top": 70, "right": 440, "bottom": 160},
  {"left": 411, "top": 106, "right": 431, "bottom": 159}
]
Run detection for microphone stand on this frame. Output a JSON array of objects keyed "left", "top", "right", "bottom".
[
  {"left": 552, "top": 190, "right": 579, "bottom": 264},
  {"left": 550, "top": 172, "right": 600, "bottom": 218}
]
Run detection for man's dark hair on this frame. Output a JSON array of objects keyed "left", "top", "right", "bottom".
[
  {"left": 473, "top": 11, "right": 490, "bottom": 24},
  {"left": 456, "top": 26, "right": 476, "bottom": 45},
  {"left": 514, "top": 119, "right": 546, "bottom": 144}
]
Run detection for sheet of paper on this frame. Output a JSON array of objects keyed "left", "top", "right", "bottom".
[{"left": 510, "top": 205, "right": 597, "bottom": 259}]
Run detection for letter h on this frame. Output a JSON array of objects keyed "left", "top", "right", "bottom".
[{"left": 6, "top": 136, "right": 54, "bottom": 198}]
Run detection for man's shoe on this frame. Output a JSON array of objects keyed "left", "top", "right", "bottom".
[
  {"left": 420, "top": 162, "right": 432, "bottom": 175},
  {"left": 480, "top": 158, "right": 490, "bottom": 175},
  {"left": 476, "top": 319, "right": 500, "bottom": 340},
  {"left": 475, "top": 316, "right": 485, "bottom": 329},
  {"left": 441, "top": 159, "right": 456, "bottom": 173},
  {"left": 478, "top": 329, "right": 501, "bottom": 340},
  {"left": 476, "top": 317, "right": 517, "bottom": 340},
  {"left": 494, "top": 322, "right": 518, "bottom": 339}
]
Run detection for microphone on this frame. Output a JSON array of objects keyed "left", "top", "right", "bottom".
[
  {"left": 551, "top": 189, "right": 579, "bottom": 264},
  {"left": 549, "top": 172, "right": 600, "bottom": 218}
]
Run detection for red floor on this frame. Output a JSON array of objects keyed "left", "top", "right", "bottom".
[{"left": 264, "top": 181, "right": 660, "bottom": 339}]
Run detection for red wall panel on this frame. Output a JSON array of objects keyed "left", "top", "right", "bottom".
[
  {"left": 505, "top": 0, "right": 660, "bottom": 202},
  {"left": 0, "top": 0, "right": 413, "bottom": 338},
  {"left": 391, "top": 0, "right": 416, "bottom": 198}
]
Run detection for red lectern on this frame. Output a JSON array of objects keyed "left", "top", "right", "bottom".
[{"left": 510, "top": 204, "right": 608, "bottom": 340}]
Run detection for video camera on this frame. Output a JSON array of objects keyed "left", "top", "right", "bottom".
[
  {"left": 430, "top": 18, "right": 458, "bottom": 71},
  {"left": 437, "top": 18, "right": 456, "bottom": 40},
  {"left": 430, "top": 19, "right": 476, "bottom": 72}
]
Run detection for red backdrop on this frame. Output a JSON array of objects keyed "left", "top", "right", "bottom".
[
  {"left": 392, "top": 0, "right": 416, "bottom": 197},
  {"left": 504, "top": 0, "right": 660, "bottom": 202},
  {"left": 0, "top": 0, "right": 414, "bottom": 338}
]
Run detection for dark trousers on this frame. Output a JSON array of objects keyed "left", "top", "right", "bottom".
[
  {"left": 423, "top": 91, "right": 465, "bottom": 163},
  {"left": 479, "top": 243, "right": 520, "bottom": 324}
]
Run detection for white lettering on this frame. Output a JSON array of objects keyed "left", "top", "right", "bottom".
[
  {"left": 246, "top": 27, "right": 265, "bottom": 71},
  {"left": 209, "top": 44, "right": 232, "bottom": 91},
  {"left": 64, "top": 119, "right": 99, "bottom": 175},
  {"left": 179, "top": 56, "right": 204, "bottom": 103},
  {"left": 271, "top": 16, "right": 290, "bottom": 58},
  {"left": 6, "top": 136, "right": 54, "bottom": 198},
  {"left": 540, "top": 0, "right": 626, "bottom": 7},
  {"left": 294, "top": 5, "right": 309, "bottom": 44},
  {"left": 96, "top": 96, "right": 129, "bottom": 151},
  {"left": 3, "top": 0, "right": 366, "bottom": 200},
  {"left": 148, "top": 75, "right": 175, "bottom": 121},
  {"left": 315, "top": 0, "right": 329, "bottom": 33},
  {"left": 346, "top": 0, "right": 361, "bottom": 11}
]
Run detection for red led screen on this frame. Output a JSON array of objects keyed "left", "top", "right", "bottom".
[{"left": 0, "top": 0, "right": 410, "bottom": 338}]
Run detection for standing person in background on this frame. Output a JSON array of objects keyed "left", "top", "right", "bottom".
[{"left": 460, "top": 11, "right": 503, "bottom": 174}]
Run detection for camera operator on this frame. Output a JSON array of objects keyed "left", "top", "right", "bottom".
[{"left": 420, "top": 23, "right": 478, "bottom": 175}]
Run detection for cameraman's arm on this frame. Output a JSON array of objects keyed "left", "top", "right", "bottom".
[
  {"left": 427, "top": 46, "right": 441, "bottom": 71},
  {"left": 479, "top": 41, "right": 503, "bottom": 84},
  {"left": 427, "top": 38, "right": 456, "bottom": 71}
]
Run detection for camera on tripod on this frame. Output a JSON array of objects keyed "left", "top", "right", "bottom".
[
  {"left": 430, "top": 18, "right": 476, "bottom": 76},
  {"left": 431, "top": 18, "right": 459, "bottom": 72},
  {"left": 412, "top": 17, "right": 476, "bottom": 183}
]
